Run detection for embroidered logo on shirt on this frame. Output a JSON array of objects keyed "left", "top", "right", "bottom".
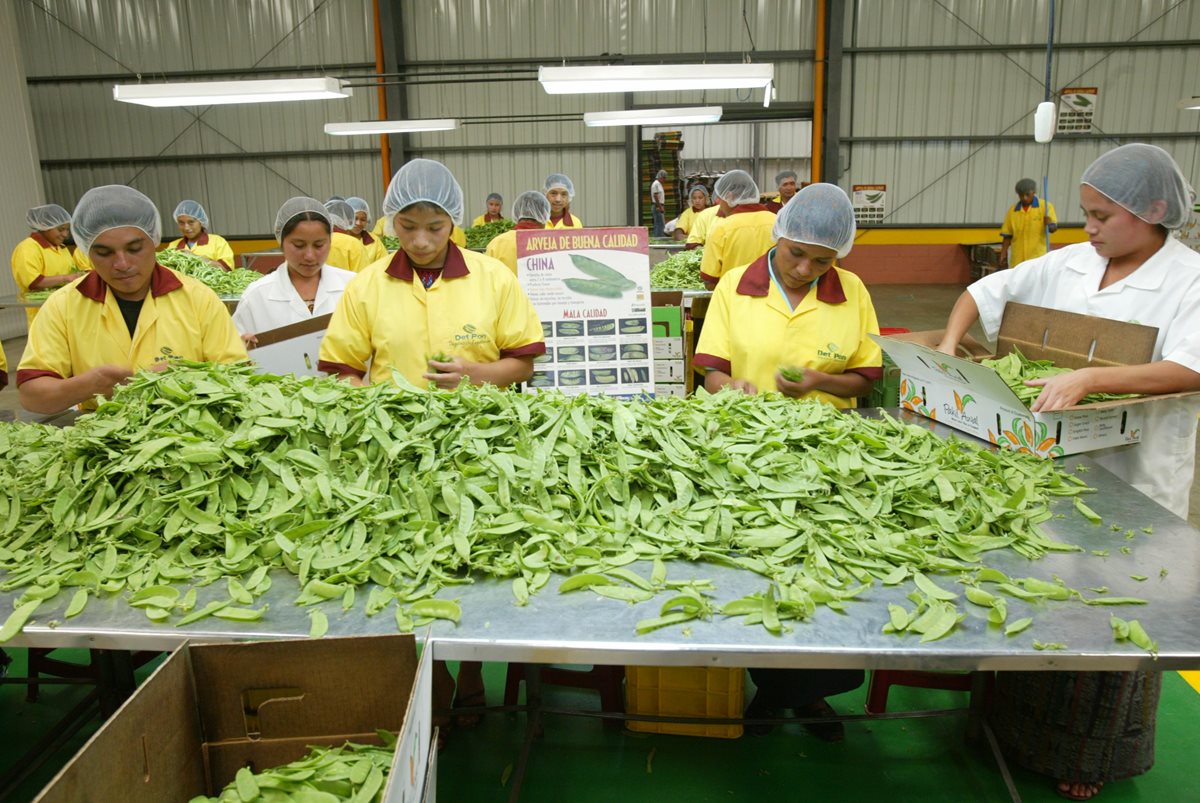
[
  {"left": 816, "top": 342, "right": 848, "bottom": 362},
  {"left": 454, "top": 323, "right": 488, "bottom": 344}
]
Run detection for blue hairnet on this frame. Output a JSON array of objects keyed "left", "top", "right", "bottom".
[
  {"left": 274, "top": 197, "right": 331, "bottom": 243},
  {"left": 172, "top": 200, "right": 209, "bottom": 229},
  {"left": 772, "top": 183, "right": 856, "bottom": 258},
  {"left": 346, "top": 197, "right": 371, "bottom": 218},
  {"left": 26, "top": 204, "right": 70, "bottom": 231},
  {"left": 544, "top": 173, "right": 575, "bottom": 198},
  {"left": 714, "top": 170, "right": 760, "bottom": 206},
  {"left": 1081, "top": 144, "right": 1195, "bottom": 230},
  {"left": 512, "top": 191, "right": 551, "bottom": 224},
  {"left": 71, "top": 185, "right": 161, "bottom": 255},
  {"left": 382, "top": 159, "right": 464, "bottom": 227},
  {"left": 324, "top": 200, "right": 355, "bottom": 230}
]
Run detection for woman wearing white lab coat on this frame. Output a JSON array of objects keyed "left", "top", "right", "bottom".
[
  {"left": 233, "top": 197, "right": 356, "bottom": 345},
  {"left": 936, "top": 143, "right": 1200, "bottom": 801}
]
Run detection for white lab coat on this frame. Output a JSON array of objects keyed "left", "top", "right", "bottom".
[
  {"left": 232, "top": 263, "right": 357, "bottom": 336},
  {"left": 969, "top": 238, "right": 1200, "bottom": 518}
]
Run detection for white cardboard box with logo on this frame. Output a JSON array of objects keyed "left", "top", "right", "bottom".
[{"left": 871, "top": 303, "right": 1196, "bottom": 458}]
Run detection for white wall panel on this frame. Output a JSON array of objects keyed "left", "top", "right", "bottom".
[{"left": 0, "top": 0, "right": 46, "bottom": 338}]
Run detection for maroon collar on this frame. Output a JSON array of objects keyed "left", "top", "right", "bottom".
[
  {"left": 385, "top": 242, "right": 470, "bottom": 282},
  {"left": 76, "top": 263, "right": 185, "bottom": 303},
  {"left": 31, "top": 231, "right": 57, "bottom": 249},
  {"left": 334, "top": 227, "right": 349, "bottom": 235},
  {"left": 549, "top": 210, "right": 575, "bottom": 227},
  {"left": 729, "top": 203, "right": 771, "bottom": 216},
  {"left": 483, "top": 213, "right": 502, "bottom": 223},
  {"left": 176, "top": 231, "right": 209, "bottom": 249},
  {"left": 735, "top": 251, "right": 847, "bottom": 304},
  {"left": 515, "top": 219, "right": 544, "bottom": 231},
  {"left": 357, "top": 230, "right": 376, "bottom": 245}
]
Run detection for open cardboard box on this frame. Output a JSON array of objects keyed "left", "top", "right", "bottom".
[
  {"left": 35, "top": 634, "right": 435, "bottom": 803},
  {"left": 871, "top": 302, "right": 1195, "bottom": 457}
]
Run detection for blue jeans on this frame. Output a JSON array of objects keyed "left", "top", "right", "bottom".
[{"left": 652, "top": 208, "right": 665, "bottom": 237}]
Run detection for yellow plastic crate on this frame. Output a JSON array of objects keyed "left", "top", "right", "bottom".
[{"left": 624, "top": 666, "right": 744, "bottom": 739}]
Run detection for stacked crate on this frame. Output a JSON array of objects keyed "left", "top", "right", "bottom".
[{"left": 640, "top": 131, "right": 684, "bottom": 230}]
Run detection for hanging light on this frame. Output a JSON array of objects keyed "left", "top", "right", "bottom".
[
  {"left": 583, "top": 106, "right": 723, "bottom": 127},
  {"left": 325, "top": 119, "right": 460, "bottom": 135},
  {"left": 539, "top": 64, "right": 774, "bottom": 95},
  {"left": 1178, "top": 96, "right": 1200, "bottom": 110},
  {"left": 113, "top": 77, "right": 349, "bottom": 107}
]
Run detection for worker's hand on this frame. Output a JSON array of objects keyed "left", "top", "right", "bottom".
[
  {"left": 1028, "top": 369, "right": 1094, "bottom": 412},
  {"left": 727, "top": 378, "right": 758, "bottom": 395},
  {"left": 998, "top": 253, "right": 1008, "bottom": 268},
  {"left": 241, "top": 333, "right": 259, "bottom": 349},
  {"left": 775, "top": 369, "right": 819, "bottom": 398},
  {"left": 423, "top": 357, "right": 472, "bottom": 389},
  {"left": 1043, "top": 215, "right": 1054, "bottom": 227},
  {"left": 86, "top": 364, "right": 134, "bottom": 397},
  {"left": 655, "top": 204, "right": 664, "bottom": 213},
  {"left": 933, "top": 338, "right": 959, "bottom": 356}
]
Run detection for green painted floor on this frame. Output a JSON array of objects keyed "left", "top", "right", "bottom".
[{"left": 3, "top": 653, "right": 1198, "bottom": 802}]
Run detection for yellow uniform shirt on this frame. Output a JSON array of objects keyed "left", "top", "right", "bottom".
[
  {"left": 694, "top": 253, "right": 882, "bottom": 409},
  {"left": 546, "top": 211, "right": 583, "bottom": 230},
  {"left": 0, "top": 332, "right": 7, "bottom": 388},
  {"left": 675, "top": 206, "right": 706, "bottom": 235},
  {"left": 451, "top": 226, "right": 467, "bottom": 248},
  {"left": 11, "top": 233, "right": 81, "bottom": 328},
  {"left": 165, "top": 232, "right": 235, "bottom": 269},
  {"left": 73, "top": 248, "right": 93, "bottom": 272},
  {"left": 483, "top": 222, "right": 544, "bottom": 275},
  {"left": 319, "top": 244, "right": 546, "bottom": 386},
  {"left": 699, "top": 206, "right": 776, "bottom": 284},
  {"left": 371, "top": 215, "right": 388, "bottom": 238},
  {"left": 1000, "top": 197, "right": 1057, "bottom": 268},
  {"left": 17, "top": 266, "right": 247, "bottom": 405},
  {"left": 471, "top": 214, "right": 507, "bottom": 228},
  {"left": 327, "top": 231, "right": 366, "bottom": 273},
  {"left": 358, "top": 233, "right": 388, "bottom": 266},
  {"left": 685, "top": 206, "right": 722, "bottom": 246}
]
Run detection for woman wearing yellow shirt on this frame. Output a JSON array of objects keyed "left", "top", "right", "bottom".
[
  {"left": 673, "top": 185, "right": 709, "bottom": 241},
  {"left": 484, "top": 191, "right": 551, "bottom": 274},
  {"left": 700, "top": 170, "right": 777, "bottom": 288},
  {"left": 168, "top": 201, "right": 235, "bottom": 269},
  {"left": 11, "top": 204, "right": 87, "bottom": 327},
  {"left": 346, "top": 197, "right": 388, "bottom": 267},
  {"left": 471, "top": 192, "right": 506, "bottom": 227},
  {"left": 695, "top": 183, "right": 880, "bottom": 739},
  {"left": 319, "top": 159, "right": 544, "bottom": 740},
  {"left": 17, "top": 186, "right": 247, "bottom": 414},
  {"left": 544, "top": 173, "right": 583, "bottom": 228},
  {"left": 323, "top": 200, "right": 366, "bottom": 272}
]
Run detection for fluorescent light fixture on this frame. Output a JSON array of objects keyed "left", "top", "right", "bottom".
[
  {"left": 113, "top": 77, "right": 349, "bottom": 107},
  {"left": 1178, "top": 96, "right": 1200, "bottom": 110},
  {"left": 583, "top": 106, "right": 723, "bottom": 127},
  {"left": 540, "top": 64, "right": 774, "bottom": 94},
  {"left": 325, "top": 119, "right": 460, "bottom": 135}
]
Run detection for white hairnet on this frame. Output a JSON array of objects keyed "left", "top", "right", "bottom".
[
  {"left": 772, "top": 182, "right": 857, "bottom": 258},
  {"left": 172, "top": 200, "right": 209, "bottom": 229},
  {"left": 71, "top": 185, "right": 161, "bottom": 255},
  {"left": 775, "top": 170, "right": 798, "bottom": 185},
  {"left": 714, "top": 170, "right": 760, "bottom": 206},
  {"left": 1080, "top": 143, "right": 1195, "bottom": 230},
  {"left": 544, "top": 173, "right": 575, "bottom": 198},
  {"left": 26, "top": 204, "right": 70, "bottom": 231},
  {"left": 688, "top": 184, "right": 710, "bottom": 199},
  {"left": 486, "top": 192, "right": 503, "bottom": 204},
  {"left": 346, "top": 197, "right": 371, "bottom": 217},
  {"left": 382, "top": 159, "right": 464, "bottom": 226},
  {"left": 512, "top": 190, "right": 551, "bottom": 224},
  {"left": 274, "top": 197, "right": 331, "bottom": 243},
  {"left": 324, "top": 199, "right": 355, "bottom": 230}
]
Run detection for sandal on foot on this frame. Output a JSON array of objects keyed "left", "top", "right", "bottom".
[
  {"left": 452, "top": 689, "right": 488, "bottom": 730},
  {"left": 1056, "top": 781, "right": 1104, "bottom": 801},
  {"left": 794, "top": 700, "right": 845, "bottom": 743}
]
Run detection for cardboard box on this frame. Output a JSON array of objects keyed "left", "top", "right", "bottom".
[
  {"left": 36, "top": 635, "right": 434, "bottom": 803},
  {"left": 653, "top": 338, "right": 684, "bottom": 359},
  {"left": 654, "top": 382, "right": 687, "bottom": 398},
  {"left": 872, "top": 302, "right": 1192, "bottom": 457},
  {"left": 655, "top": 360, "right": 687, "bottom": 383},
  {"left": 247, "top": 313, "right": 333, "bottom": 377}
]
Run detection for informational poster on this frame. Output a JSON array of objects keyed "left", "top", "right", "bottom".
[
  {"left": 247, "top": 314, "right": 332, "bottom": 377},
  {"left": 852, "top": 184, "right": 887, "bottom": 225},
  {"left": 1057, "top": 86, "right": 1098, "bottom": 133},
  {"left": 517, "top": 227, "right": 654, "bottom": 398}
]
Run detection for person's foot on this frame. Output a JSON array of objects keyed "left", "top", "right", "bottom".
[
  {"left": 743, "top": 693, "right": 778, "bottom": 737},
  {"left": 1056, "top": 781, "right": 1104, "bottom": 800},
  {"left": 794, "top": 699, "right": 845, "bottom": 743},
  {"left": 452, "top": 662, "right": 487, "bottom": 729}
]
